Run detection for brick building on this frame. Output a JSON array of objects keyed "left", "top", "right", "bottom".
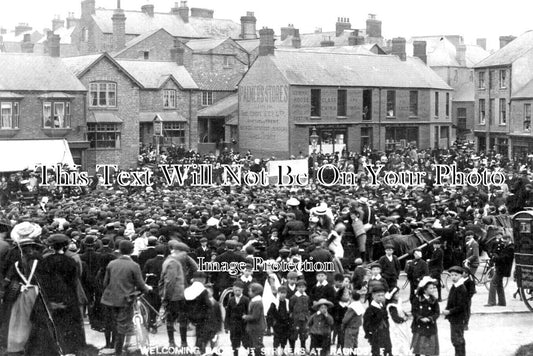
[
  {"left": 63, "top": 52, "right": 199, "bottom": 172},
  {"left": 72, "top": 0, "right": 243, "bottom": 55},
  {"left": 238, "top": 30, "right": 453, "bottom": 159},
  {"left": 408, "top": 35, "right": 489, "bottom": 141},
  {"left": 0, "top": 52, "right": 88, "bottom": 170},
  {"left": 473, "top": 31, "right": 533, "bottom": 157}
]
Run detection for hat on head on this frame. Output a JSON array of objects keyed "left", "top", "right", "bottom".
[
  {"left": 233, "top": 280, "right": 245, "bottom": 289},
  {"left": 11, "top": 222, "right": 42, "bottom": 246},
  {"left": 296, "top": 280, "right": 307, "bottom": 287},
  {"left": 417, "top": 276, "right": 437, "bottom": 291},
  {"left": 286, "top": 198, "right": 300, "bottom": 207},
  {"left": 277, "top": 285, "right": 288, "bottom": 294},
  {"left": 47, "top": 233, "right": 70, "bottom": 246},
  {"left": 84, "top": 236, "right": 96, "bottom": 246},
  {"left": 448, "top": 265, "right": 464, "bottom": 274},
  {"left": 168, "top": 240, "right": 190, "bottom": 252},
  {"left": 314, "top": 203, "right": 328, "bottom": 215},
  {"left": 312, "top": 298, "right": 333, "bottom": 310},
  {"left": 287, "top": 271, "right": 298, "bottom": 279},
  {"left": 199, "top": 237, "right": 208, "bottom": 243},
  {"left": 369, "top": 262, "right": 382, "bottom": 270},
  {"left": 384, "top": 243, "right": 394, "bottom": 250}
]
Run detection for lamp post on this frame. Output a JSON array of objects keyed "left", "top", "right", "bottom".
[{"left": 153, "top": 114, "right": 163, "bottom": 165}]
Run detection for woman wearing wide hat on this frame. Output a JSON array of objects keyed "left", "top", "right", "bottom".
[{"left": 411, "top": 276, "right": 440, "bottom": 356}]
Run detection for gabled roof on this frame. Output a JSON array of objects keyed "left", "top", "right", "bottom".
[
  {"left": 257, "top": 49, "right": 452, "bottom": 90},
  {"left": 235, "top": 39, "right": 260, "bottom": 54},
  {"left": 113, "top": 28, "right": 174, "bottom": 57},
  {"left": 198, "top": 93, "right": 238, "bottom": 117},
  {"left": 92, "top": 8, "right": 240, "bottom": 38},
  {"left": 0, "top": 53, "right": 85, "bottom": 91},
  {"left": 475, "top": 31, "right": 533, "bottom": 68},
  {"left": 116, "top": 59, "right": 198, "bottom": 90},
  {"left": 185, "top": 37, "right": 227, "bottom": 52},
  {"left": 62, "top": 52, "right": 143, "bottom": 87},
  {"left": 192, "top": 70, "right": 243, "bottom": 91}
]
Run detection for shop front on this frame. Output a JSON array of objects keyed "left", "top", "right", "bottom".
[
  {"left": 385, "top": 126, "right": 419, "bottom": 151},
  {"left": 308, "top": 125, "right": 348, "bottom": 155}
]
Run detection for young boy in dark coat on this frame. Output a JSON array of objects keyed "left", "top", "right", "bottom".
[
  {"left": 363, "top": 285, "right": 392, "bottom": 356},
  {"left": 289, "top": 280, "right": 311, "bottom": 352},
  {"left": 310, "top": 270, "right": 336, "bottom": 303},
  {"left": 443, "top": 266, "right": 469, "bottom": 356},
  {"left": 307, "top": 299, "right": 334, "bottom": 356},
  {"left": 225, "top": 281, "right": 249, "bottom": 356},
  {"left": 267, "top": 285, "right": 292, "bottom": 355}
]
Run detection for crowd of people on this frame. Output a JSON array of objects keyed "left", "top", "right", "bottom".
[{"left": 0, "top": 142, "right": 528, "bottom": 356}]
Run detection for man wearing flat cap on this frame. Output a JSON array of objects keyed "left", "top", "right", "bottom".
[
  {"left": 212, "top": 239, "right": 247, "bottom": 299},
  {"left": 101, "top": 240, "right": 152, "bottom": 356}
]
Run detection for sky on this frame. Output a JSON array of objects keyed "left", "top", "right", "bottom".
[{"left": 1, "top": 0, "right": 533, "bottom": 51}]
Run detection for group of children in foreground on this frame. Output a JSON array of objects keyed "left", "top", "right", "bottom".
[{"left": 217, "top": 261, "right": 473, "bottom": 356}]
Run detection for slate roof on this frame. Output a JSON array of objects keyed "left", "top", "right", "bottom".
[
  {"left": 198, "top": 93, "right": 238, "bottom": 117},
  {"left": 113, "top": 28, "right": 174, "bottom": 57},
  {"left": 475, "top": 31, "right": 533, "bottom": 68},
  {"left": 260, "top": 49, "right": 452, "bottom": 90},
  {"left": 512, "top": 79, "right": 533, "bottom": 99},
  {"left": 192, "top": 70, "right": 244, "bottom": 91},
  {"left": 278, "top": 30, "right": 355, "bottom": 48},
  {"left": 92, "top": 8, "right": 240, "bottom": 38},
  {"left": 185, "top": 38, "right": 227, "bottom": 52},
  {"left": 407, "top": 37, "right": 489, "bottom": 68},
  {"left": 288, "top": 45, "right": 375, "bottom": 55},
  {"left": 37, "top": 27, "right": 75, "bottom": 44},
  {"left": 235, "top": 39, "right": 260, "bottom": 54},
  {"left": 62, "top": 54, "right": 102, "bottom": 76},
  {"left": 116, "top": 59, "right": 198, "bottom": 89},
  {"left": 0, "top": 53, "right": 86, "bottom": 91}
]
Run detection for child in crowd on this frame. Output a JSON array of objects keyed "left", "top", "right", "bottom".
[
  {"left": 342, "top": 290, "right": 364, "bottom": 354},
  {"left": 363, "top": 285, "right": 392, "bottom": 356},
  {"left": 366, "top": 263, "right": 389, "bottom": 303},
  {"left": 243, "top": 283, "right": 266, "bottom": 356},
  {"left": 289, "top": 280, "right": 310, "bottom": 352},
  {"left": 443, "top": 266, "right": 469, "bottom": 356},
  {"left": 311, "top": 271, "right": 336, "bottom": 303},
  {"left": 332, "top": 287, "right": 350, "bottom": 351},
  {"left": 308, "top": 299, "right": 334, "bottom": 356},
  {"left": 239, "top": 263, "right": 255, "bottom": 296},
  {"left": 385, "top": 287, "right": 410, "bottom": 356},
  {"left": 267, "top": 286, "right": 292, "bottom": 356},
  {"left": 284, "top": 271, "right": 298, "bottom": 300},
  {"left": 462, "top": 267, "right": 476, "bottom": 330},
  {"left": 225, "top": 281, "right": 249, "bottom": 356},
  {"left": 411, "top": 276, "right": 440, "bottom": 356}
]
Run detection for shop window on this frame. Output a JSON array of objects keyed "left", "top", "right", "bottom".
[
  {"left": 163, "top": 122, "right": 185, "bottom": 145},
  {"left": 87, "top": 123, "right": 121, "bottom": 149}
]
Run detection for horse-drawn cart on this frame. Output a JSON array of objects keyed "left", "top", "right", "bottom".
[{"left": 512, "top": 210, "right": 533, "bottom": 311}]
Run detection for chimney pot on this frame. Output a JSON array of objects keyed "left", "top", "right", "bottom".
[
  {"left": 240, "top": 11, "right": 257, "bottom": 40},
  {"left": 47, "top": 33, "right": 61, "bottom": 57},
  {"left": 190, "top": 8, "right": 214, "bottom": 19},
  {"left": 391, "top": 37, "right": 406, "bottom": 61},
  {"left": 52, "top": 15, "right": 65, "bottom": 31},
  {"left": 336, "top": 16, "right": 351, "bottom": 37},
  {"left": 81, "top": 0, "right": 96, "bottom": 17},
  {"left": 413, "top": 40, "right": 427, "bottom": 64},
  {"left": 259, "top": 27, "right": 275, "bottom": 56},
  {"left": 173, "top": 1, "right": 189, "bottom": 23},
  {"left": 21, "top": 33, "right": 34, "bottom": 53},
  {"left": 320, "top": 37, "right": 335, "bottom": 47},
  {"left": 14, "top": 23, "right": 32, "bottom": 37}
]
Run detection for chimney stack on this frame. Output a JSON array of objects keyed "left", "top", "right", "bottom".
[
  {"left": 47, "top": 33, "right": 61, "bottom": 57},
  {"left": 280, "top": 24, "right": 296, "bottom": 41},
  {"left": 141, "top": 4, "right": 155, "bottom": 17},
  {"left": 52, "top": 15, "right": 64, "bottom": 31},
  {"left": 173, "top": 2, "right": 189, "bottom": 23},
  {"left": 292, "top": 29, "right": 301, "bottom": 48},
  {"left": 335, "top": 17, "right": 351, "bottom": 37},
  {"left": 15, "top": 23, "right": 32, "bottom": 37},
  {"left": 456, "top": 44, "right": 467, "bottom": 66},
  {"left": 366, "top": 14, "right": 382, "bottom": 39},
  {"left": 66, "top": 13, "right": 79, "bottom": 29},
  {"left": 190, "top": 8, "right": 214, "bottom": 18},
  {"left": 258, "top": 27, "right": 275, "bottom": 56},
  {"left": 112, "top": 8, "right": 127, "bottom": 51},
  {"left": 391, "top": 37, "right": 406, "bottom": 61},
  {"left": 476, "top": 38, "right": 487, "bottom": 50},
  {"left": 81, "top": 0, "right": 96, "bottom": 17},
  {"left": 21, "top": 33, "right": 34, "bottom": 53},
  {"left": 499, "top": 35, "right": 516, "bottom": 49},
  {"left": 348, "top": 29, "right": 365, "bottom": 46},
  {"left": 320, "top": 37, "right": 335, "bottom": 47},
  {"left": 170, "top": 39, "right": 189, "bottom": 66},
  {"left": 240, "top": 11, "right": 257, "bottom": 40},
  {"left": 413, "top": 41, "right": 427, "bottom": 64}
]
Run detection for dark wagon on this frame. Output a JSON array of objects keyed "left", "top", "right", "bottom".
[{"left": 512, "top": 210, "right": 533, "bottom": 311}]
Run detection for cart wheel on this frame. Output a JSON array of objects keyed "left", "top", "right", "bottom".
[{"left": 520, "top": 288, "right": 533, "bottom": 312}]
